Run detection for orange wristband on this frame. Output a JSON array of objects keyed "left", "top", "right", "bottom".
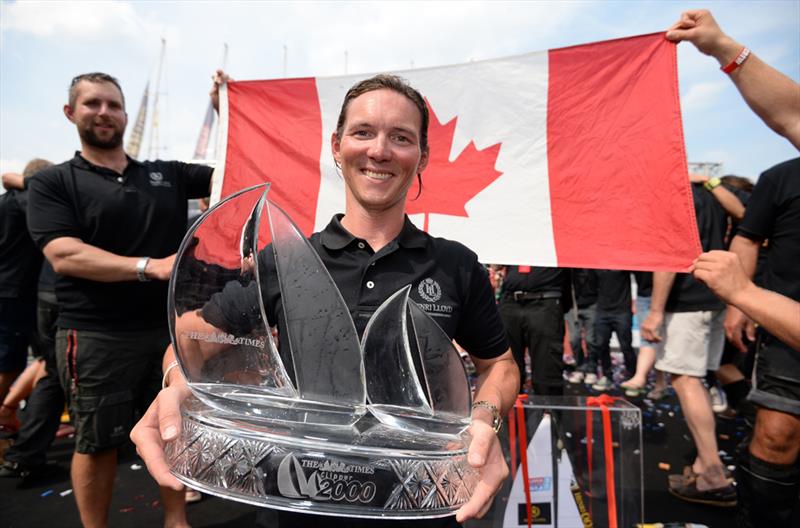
[{"left": 721, "top": 47, "right": 751, "bottom": 74}]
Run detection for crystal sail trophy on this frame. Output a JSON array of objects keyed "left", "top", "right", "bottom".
[{"left": 165, "top": 184, "right": 478, "bottom": 518}]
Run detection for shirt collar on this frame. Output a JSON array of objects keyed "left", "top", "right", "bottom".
[
  {"left": 320, "top": 214, "right": 428, "bottom": 250},
  {"left": 70, "top": 151, "right": 142, "bottom": 172}
]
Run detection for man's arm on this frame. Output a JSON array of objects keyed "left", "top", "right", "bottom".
[
  {"left": 42, "top": 236, "right": 173, "bottom": 282},
  {"left": 724, "top": 234, "right": 762, "bottom": 350},
  {"left": 640, "top": 271, "right": 676, "bottom": 342},
  {"left": 666, "top": 9, "right": 800, "bottom": 148},
  {"left": 2, "top": 172, "right": 24, "bottom": 191},
  {"left": 689, "top": 174, "right": 745, "bottom": 220},
  {"left": 692, "top": 251, "right": 800, "bottom": 350},
  {"left": 456, "top": 349, "right": 518, "bottom": 522}
]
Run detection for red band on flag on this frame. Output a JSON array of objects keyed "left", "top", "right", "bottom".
[
  {"left": 547, "top": 34, "right": 699, "bottom": 271},
  {"left": 222, "top": 78, "right": 323, "bottom": 236}
]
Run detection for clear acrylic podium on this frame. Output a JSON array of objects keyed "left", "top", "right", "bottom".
[{"left": 494, "top": 395, "right": 643, "bottom": 528}]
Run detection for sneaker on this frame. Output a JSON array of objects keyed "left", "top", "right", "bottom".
[
  {"left": 584, "top": 373, "right": 598, "bottom": 385},
  {"left": 710, "top": 386, "right": 729, "bottom": 413},
  {"left": 591, "top": 376, "right": 612, "bottom": 391},
  {"left": 567, "top": 371, "right": 584, "bottom": 384}
]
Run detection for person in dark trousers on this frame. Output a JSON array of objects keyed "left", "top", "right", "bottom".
[
  {"left": 499, "top": 266, "right": 570, "bottom": 396},
  {"left": 566, "top": 269, "right": 599, "bottom": 385},
  {"left": 585, "top": 270, "right": 635, "bottom": 392},
  {"left": 26, "top": 72, "right": 214, "bottom": 528}
]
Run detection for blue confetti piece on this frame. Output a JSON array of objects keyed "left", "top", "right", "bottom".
[{"left": 41, "top": 490, "right": 53, "bottom": 497}]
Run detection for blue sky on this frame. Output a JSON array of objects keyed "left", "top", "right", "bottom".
[{"left": 1, "top": 0, "right": 798, "bottom": 183}]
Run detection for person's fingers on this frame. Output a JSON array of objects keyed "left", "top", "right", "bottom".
[
  {"left": 455, "top": 480, "right": 496, "bottom": 522},
  {"left": 746, "top": 320, "right": 757, "bottom": 342},
  {"left": 729, "top": 327, "right": 747, "bottom": 353},
  {"left": 467, "top": 423, "right": 493, "bottom": 467},
  {"left": 131, "top": 402, "right": 184, "bottom": 491},
  {"left": 158, "top": 386, "right": 185, "bottom": 441}
]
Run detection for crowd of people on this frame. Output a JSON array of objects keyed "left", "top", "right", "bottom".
[{"left": 0, "top": 8, "right": 797, "bottom": 528}]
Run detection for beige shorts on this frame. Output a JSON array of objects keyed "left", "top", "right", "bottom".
[{"left": 655, "top": 310, "right": 725, "bottom": 377}]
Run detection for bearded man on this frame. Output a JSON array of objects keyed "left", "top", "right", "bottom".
[{"left": 26, "top": 72, "right": 214, "bottom": 528}]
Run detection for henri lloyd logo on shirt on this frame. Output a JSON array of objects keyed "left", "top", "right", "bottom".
[
  {"left": 148, "top": 172, "right": 172, "bottom": 188},
  {"left": 417, "top": 277, "right": 452, "bottom": 316}
]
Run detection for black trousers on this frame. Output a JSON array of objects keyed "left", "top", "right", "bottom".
[
  {"left": 499, "top": 297, "right": 564, "bottom": 396},
  {"left": 5, "top": 294, "right": 64, "bottom": 468}
]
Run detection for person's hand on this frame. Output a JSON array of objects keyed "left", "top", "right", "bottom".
[
  {"left": 146, "top": 254, "right": 176, "bottom": 281},
  {"left": 690, "top": 250, "right": 754, "bottom": 305},
  {"left": 689, "top": 172, "right": 709, "bottom": 184},
  {"left": 641, "top": 310, "right": 664, "bottom": 343},
  {"left": 724, "top": 305, "right": 756, "bottom": 352},
  {"left": 210, "top": 69, "right": 231, "bottom": 113},
  {"left": 130, "top": 381, "right": 190, "bottom": 491},
  {"left": 455, "top": 420, "right": 509, "bottom": 522},
  {"left": 665, "top": 9, "right": 739, "bottom": 62}
]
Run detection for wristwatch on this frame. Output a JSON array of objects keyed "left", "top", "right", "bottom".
[
  {"left": 472, "top": 400, "right": 502, "bottom": 433},
  {"left": 704, "top": 177, "right": 722, "bottom": 191},
  {"left": 136, "top": 257, "right": 151, "bottom": 282}
]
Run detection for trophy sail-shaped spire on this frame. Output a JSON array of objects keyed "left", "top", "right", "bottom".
[
  {"left": 362, "top": 286, "right": 431, "bottom": 415},
  {"left": 408, "top": 301, "right": 471, "bottom": 421},
  {"left": 264, "top": 199, "right": 365, "bottom": 406},
  {"left": 363, "top": 286, "right": 470, "bottom": 435},
  {"left": 169, "top": 184, "right": 296, "bottom": 406}
]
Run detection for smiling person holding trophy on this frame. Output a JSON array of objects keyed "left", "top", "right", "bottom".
[{"left": 131, "top": 72, "right": 519, "bottom": 527}]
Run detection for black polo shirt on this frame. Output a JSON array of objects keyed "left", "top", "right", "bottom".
[
  {"left": 595, "top": 270, "right": 631, "bottom": 312},
  {"left": 203, "top": 214, "right": 509, "bottom": 361},
  {"left": 0, "top": 187, "right": 42, "bottom": 299},
  {"left": 737, "top": 158, "right": 800, "bottom": 301},
  {"left": 502, "top": 266, "right": 566, "bottom": 295},
  {"left": 665, "top": 183, "right": 726, "bottom": 312},
  {"left": 26, "top": 153, "right": 212, "bottom": 331},
  {"left": 571, "top": 268, "right": 598, "bottom": 308}
]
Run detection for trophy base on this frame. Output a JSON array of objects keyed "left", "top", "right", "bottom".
[{"left": 165, "top": 396, "right": 478, "bottom": 519}]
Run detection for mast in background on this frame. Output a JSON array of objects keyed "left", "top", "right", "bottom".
[
  {"left": 125, "top": 80, "right": 149, "bottom": 159},
  {"left": 147, "top": 38, "right": 167, "bottom": 160}
]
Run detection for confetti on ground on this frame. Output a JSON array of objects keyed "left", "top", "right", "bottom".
[
  {"left": 658, "top": 462, "right": 671, "bottom": 471},
  {"left": 719, "top": 433, "right": 730, "bottom": 440},
  {"left": 130, "top": 464, "right": 142, "bottom": 470},
  {"left": 120, "top": 507, "right": 135, "bottom": 513},
  {"left": 134, "top": 494, "right": 145, "bottom": 501},
  {"left": 150, "top": 500, "right": 160, "bottom": 508},
  {"left": 40, "top": 490, "right": 53, "bottom": 497},
  {"left": 59, "top": 489, "right": 72, "bottom": 497}
]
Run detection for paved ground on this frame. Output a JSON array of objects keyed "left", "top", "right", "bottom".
[{"left": 1, "top": 377, "right": 744, "bottom": 528}]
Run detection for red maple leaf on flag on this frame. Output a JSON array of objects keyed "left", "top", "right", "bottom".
[{"left": 406, "top": 100, "right": 503, "bottom": 232}]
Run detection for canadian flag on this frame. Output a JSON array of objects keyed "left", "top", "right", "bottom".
[{"left": 212, "top": 33, "right": 700, "bottom": 271}]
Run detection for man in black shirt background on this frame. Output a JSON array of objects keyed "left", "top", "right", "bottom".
[
  {"left": 26, "top": 73, "right": 213, "bottom": 528},
  {"left": 499, "top": 266, "right": 569, "bottom": 396},
  {"left": 0, "top": 159, "right": 50, "bottom": 430},
  {"left": 721, "top": 158, "right": 800, "bottom": 527}
]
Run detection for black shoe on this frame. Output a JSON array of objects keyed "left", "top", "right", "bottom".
[{"left": 0, "top": 460, "right": 44, "bottom": 479}]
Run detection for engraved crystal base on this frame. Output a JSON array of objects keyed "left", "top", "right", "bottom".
[{"left": 165, "top": 396, "right": 478, "bottom": 519}]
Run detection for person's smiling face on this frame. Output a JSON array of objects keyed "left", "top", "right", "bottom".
[
  {"left": 66, "top": 80, "right": 127, "bottom": 150},
  {"left": 332, "top": 88, "right": 429, "bottom": 216}
]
